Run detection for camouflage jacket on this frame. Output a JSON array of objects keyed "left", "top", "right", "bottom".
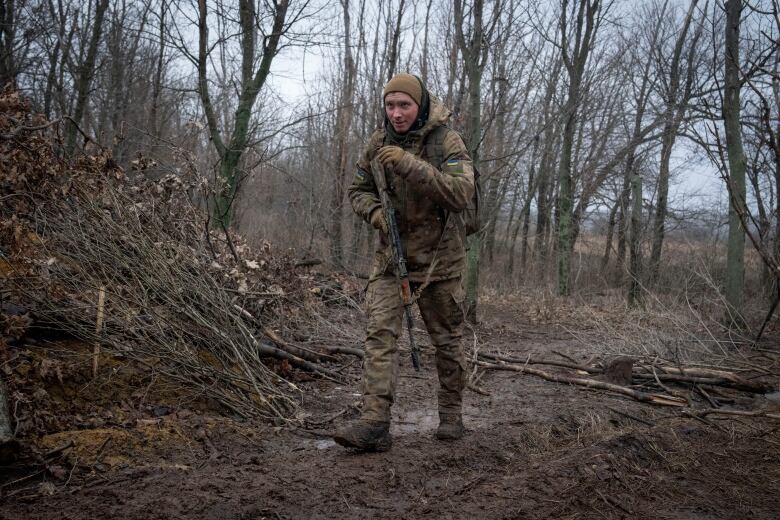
[{"left": 348, "top": 97, "right": 475, "bottom": 282}]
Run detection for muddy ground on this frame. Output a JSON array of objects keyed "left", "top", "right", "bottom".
[{"left": 1, "top": 297, "right": 779, "bottom": 519}]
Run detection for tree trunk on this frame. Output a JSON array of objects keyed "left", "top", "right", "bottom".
[
  {"left": 557, "top": 0, "right": 600, "bottom": 296},
  {"left": 65, "top": 0, "right": 110, "bottom": 154},
  {"left": 533, "top": 99, "right": 560, "bottom": 267},
  {"left": 43, "top": 1, "right": 69, "bottom": 120},
  {"left": 385, "top": 0, "right": 405, "bottom": 81},
  {"left": 56, "top": 11, "right": 76, "bottom": 120},
  {"left": 505, "top": 178, "right": 523, "bottom": 276},
  {"left": 723, "top": 0, "right": 746, "bottom": 324},
  {"left": 628, "top": 173, "right": 643, "bottom": 306},
  {"left": 420, "top": 0, "right": 433, "bottom": 84},
  {"left": 772, "top": 102, "right": 780, "bottom": 298},
  {"left": 149, "top": 0, "right": 167, "bottom": 139},
  {"left": 0, "top": 0, "right": 17, "bottom": 86},
  {"left": 615, "top": 2, "right": 667, "bottom": 284},
  {"left": 556, "top": 97, "right": 576, "bottom": 296},
  {"left": 198, "top": 0, "right": 290, "bottom": 228},
  {"left": 648, "top": 0, "right": 701, "bottom": 285},
  {"left": 615, "top": 160, "right": 632, "bottom": 281},
  {"left": 601, "top": 196, "right": 620, "bottom": 272},
  {"left": 511, "top": 132, "right": 541, "bottom": 278},
  {"left": 329, "top": 0, "right": 357, "bottom": 267},
  {"left": 483, "top": 59, "right": 509, "bottom": 263},
  {"left": 454, "top": 0, "right": 487, "bottom": 323},
  {"left": 0, "top": 377, "right": 11, "bottom": 444},
  {"left": 349, "top": 0, "right": 368, "bottom": 264}
]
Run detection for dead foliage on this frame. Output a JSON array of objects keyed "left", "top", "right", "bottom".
[{"left": 0, "top": 87, "right": 345, "bottom": 423}]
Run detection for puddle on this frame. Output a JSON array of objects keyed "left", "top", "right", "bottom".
[
  {"left": 764, "top": 392, "right": 780, "bottom": 412},
  {"left": 299, "top": 437, "right": 337, "bottom": 450},
  {"left": 314, "top": 439, "right": 337, "bottom": 450},
  {"left": 394, "top": 409, "right": 437, "bottom": 434}
]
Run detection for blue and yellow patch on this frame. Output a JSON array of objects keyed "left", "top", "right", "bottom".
[{"left": 443, "top": 158, "right": 464, "bottom": 175}]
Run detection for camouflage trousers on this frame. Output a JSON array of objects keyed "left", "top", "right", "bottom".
[{"left": 361, "top": 275, "right": 467, "bottom": 423}]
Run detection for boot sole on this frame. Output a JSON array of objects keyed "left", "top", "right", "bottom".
[
  {"left": 435, "top": 429, "right": 465, "bottom": 441},
  {"left": 435, "top": 434, "right": 463, "bottom": 441},
  {"left": 333, "top": 434, "right": 392, "bottom": 452}
]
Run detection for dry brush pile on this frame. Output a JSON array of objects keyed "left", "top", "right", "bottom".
[{"left": 0, "top": 88, "right": 344, "bottom": 422}]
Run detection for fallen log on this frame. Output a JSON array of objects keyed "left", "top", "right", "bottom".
[
  {"left": 254, "top": 340, "right": 344, "bottom": 383},
  {"left": 232, "top": 305, "right": 338, "bottom": 364},
  {"left": 261, "top": 326, "right": 338, "bottom": 363},
  {"left": 603, "top": 356, "right": 635, "bottom": 385},
  {"left": 635, "top": 365, "right": 775, "bottom": 394},
  {"left": 685, "top": 408, "right": 780, "bottom": 420},
  {"left": 632, "top": 371, "right": 774, "bottom": 393},
  {"left": 44, "top": 439, "right": 75, "bottom": 459},
  {"left": 315, "top": 344, "right": 365, "bottom": 358},
  {"left": 478, "top": 352, "right": 600, "bottom": 374},
  {"left": 478, "top": 352, "right": 776, "bottom": 394},
  {"left": 476, "top": 360, "right": 687, "bottom": 407}
]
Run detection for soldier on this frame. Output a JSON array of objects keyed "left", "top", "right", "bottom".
[{"left": 333, "top": 73, "right": 475, "bottom": 451}]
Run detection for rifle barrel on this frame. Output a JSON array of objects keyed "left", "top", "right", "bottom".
[{"left": 370, "top": 159, "right": 421, "bottom": 372}]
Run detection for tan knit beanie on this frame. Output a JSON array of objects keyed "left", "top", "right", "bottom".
[{"left": 383, "top": 73, "right": 422, "bottom": 106}]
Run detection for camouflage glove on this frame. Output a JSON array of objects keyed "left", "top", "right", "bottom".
[
  {"left": 376, "top": 146, "right": 410, "bottom": 176},
  {"left": 369, "top": 207, "right": 388, "bottom": 234}
]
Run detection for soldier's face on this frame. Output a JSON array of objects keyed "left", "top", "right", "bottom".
[{"left": 385, "top": 92, "right": 419, "bottom": 134}]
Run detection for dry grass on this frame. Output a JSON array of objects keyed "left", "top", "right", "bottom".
[{"left": 513, "top": 411, "right": 626, "bottom": 456}]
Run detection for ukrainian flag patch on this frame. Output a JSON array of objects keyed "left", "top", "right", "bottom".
[{"left": 444, "top": 158, "right": 464, "bottom": 175}]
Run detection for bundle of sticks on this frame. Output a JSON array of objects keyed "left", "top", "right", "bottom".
[{"left": 476, "top": 351, "right": 779, "bottom": 418}]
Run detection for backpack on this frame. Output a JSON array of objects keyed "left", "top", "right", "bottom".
[{"left": 421, "top": 125, "right": 482, "bottom": 237}]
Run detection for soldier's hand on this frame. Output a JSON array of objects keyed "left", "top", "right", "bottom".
[
  {"left": 369, "top": 207, "right": 388, "bottom": 234},
  {"left": 376, "top": 146, "right": 406, "bottom": 170}
]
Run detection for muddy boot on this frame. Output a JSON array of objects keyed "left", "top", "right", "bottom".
[
  {"left": 435, "top": 413, "right": 464, "bottom": 440},
  {"left": 333, "top": 419, "right": 392, "bottom": 452}
]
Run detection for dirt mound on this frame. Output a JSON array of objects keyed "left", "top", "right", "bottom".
[{"left": 0, "top": 88, "right": 348, "bottom": 470}]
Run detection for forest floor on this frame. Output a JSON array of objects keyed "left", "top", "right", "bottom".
[{"left": 1, "top": 292, "right": 779, "bottom": 520}]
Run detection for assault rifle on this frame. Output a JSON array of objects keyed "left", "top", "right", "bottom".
[{"left": 370, "top": 158, "right": 421, "bottom": 371}]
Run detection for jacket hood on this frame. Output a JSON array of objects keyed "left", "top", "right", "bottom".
[{"left": 419, "top": 96, "right": 451, "bottom": 135}]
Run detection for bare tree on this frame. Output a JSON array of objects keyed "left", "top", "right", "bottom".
[
  {"left": 556, "top": 0, "right": 602, "bottom": 296},
  {"left": 0, "top": 0, "right": 20, "bottom": 85},
  {"left": 194, "top": 0, "right": 293, "bottom": 227},
  {"left": 65, "top": 0, "right": 109, "bottom": 154},
  {"left": 329, "top": 0, "right": 359, "bottom": 266},
  {"left": 647, "top": 0, "right": 705, "bottom": 285},
  {"left": 628, "top": 165, "right": 643, "bottom": 306},
  {"left": 723, "top": 0, "right": 746, "bottom": 323},
  {"left": 148, "top": 0, "right": 167, "bottom": 140},
  {"left": 454, "top": 0, "right": 501, "bottom": 321},
  {"left": 613, "top": 2, "right": 665, "bottom": 284}
]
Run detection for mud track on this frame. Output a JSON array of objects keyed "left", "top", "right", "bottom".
[{"left": 2, "top": 301, "right": 779, "bottom": 519}]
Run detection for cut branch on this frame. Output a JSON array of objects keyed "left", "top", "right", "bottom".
[{"left": 477, "top": 360, "right": 687, "bottom": 407}]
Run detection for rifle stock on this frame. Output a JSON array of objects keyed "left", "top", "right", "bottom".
[{"left": 370, "top": 158, "right": 421, "bottom": 371}]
